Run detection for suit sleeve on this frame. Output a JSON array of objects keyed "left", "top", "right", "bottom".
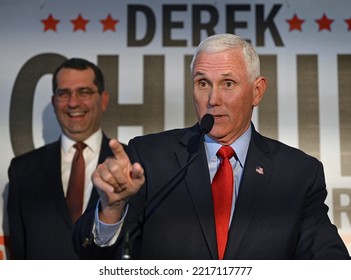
[
  {"left": 295, "top": 161, "right": 350, "bottom": 259},
  {"left": 73, "top": 141, "right": 134, "bottom": 259},
  {"left": 7, "top": 159, "right": 26, "bottom": 259},
  {"left": 73, "top": 202, "right": 125, "bottom": 259},
  {"left": 73, "top": 139, "right": 147, "bottom": 260}
]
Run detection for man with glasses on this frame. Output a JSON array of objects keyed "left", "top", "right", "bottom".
[{"left": 7, "top": 58, "right": 124, "bottom": 259}]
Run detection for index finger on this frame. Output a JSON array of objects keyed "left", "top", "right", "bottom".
[{"left": 109, "top": 138, "right": 128, "bottom": 160}]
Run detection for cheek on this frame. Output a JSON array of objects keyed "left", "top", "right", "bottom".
[
  {"left": 194, "top": 96, "right": 208, "bottom": 111},
  {"left": 193, "top": 90, "right": 208, "bottom": 103},
  {"left": 223, "top": 96, "right": 248, "bottom": 120},
  {"left": 53, "top": 104, "right": 65, "bottom": 116}
]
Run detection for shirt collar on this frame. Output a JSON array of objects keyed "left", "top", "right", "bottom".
[
  {"left": 61, "top": 129, "right": 103, "bottom": 154},
  {"left": 204, "top": 125, "right": 252, "bottom": 168}
]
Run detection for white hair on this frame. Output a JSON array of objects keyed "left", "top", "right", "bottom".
[{"left": 190, "top": 33, "right": 260, "bottom": 82}]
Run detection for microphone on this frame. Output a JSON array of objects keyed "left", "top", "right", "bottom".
[
  {"left": 122, "top": 114, "right": 214, "bottom": 259},
  {"left": 199, "top": 113, "right": 215, "bottom": 134},
  {"left": 144, "top": 113, "right": 214, "bottom": 218}
]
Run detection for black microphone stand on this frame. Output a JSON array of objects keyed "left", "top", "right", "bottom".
[{"left": 121, "top": 114, "right": 214, "bottom": 259}]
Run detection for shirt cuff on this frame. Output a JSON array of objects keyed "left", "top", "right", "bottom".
[{"left": 93, "top": 199, "right": 129, "bottom": 247}]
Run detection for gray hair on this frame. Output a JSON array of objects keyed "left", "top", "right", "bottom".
[{"left": 190, "top": 34, "right": 260, "bottom": 82}]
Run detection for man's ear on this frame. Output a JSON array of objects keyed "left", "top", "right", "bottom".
[
  {"left": 100, "top": 91, "right": 110, "bottom": 112},
  {"left": 252, "top": 76, "right": 267, "bottom": 107}
]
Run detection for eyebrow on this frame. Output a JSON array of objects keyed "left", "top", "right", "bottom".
[
  {"left": 193, "top": 71, "right": 205, "bottom": 78},
  {"left": 194, "top": 71, "right": 234, "bottom": 78}
]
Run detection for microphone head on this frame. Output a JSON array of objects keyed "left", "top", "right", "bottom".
[{"left": 200, "top": 114, "right": 214, "bottom": 134}]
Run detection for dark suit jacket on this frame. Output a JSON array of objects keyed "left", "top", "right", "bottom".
[
  {"left": 74, "top": 124, "right": 350, "bottom": 260},
  {"left": 7, "top": 134, "right": 121, "bottom": 259}
]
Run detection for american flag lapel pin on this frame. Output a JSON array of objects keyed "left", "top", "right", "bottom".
[{"left": 255, "top": 165, "right": 264, "bottom": 175}]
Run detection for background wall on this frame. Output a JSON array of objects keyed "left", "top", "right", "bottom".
[{"left": 1, "top": 0, "right": 350, "bottom": 259}]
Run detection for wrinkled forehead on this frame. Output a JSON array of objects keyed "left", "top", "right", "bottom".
[{"left": 192, "top": 49, "right": 248, "bottom": 77}]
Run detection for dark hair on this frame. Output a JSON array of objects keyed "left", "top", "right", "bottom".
[{"left": 52, "top": 58, "right": 105, "bottom": 94}]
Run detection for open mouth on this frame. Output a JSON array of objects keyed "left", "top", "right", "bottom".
[{"left": 68, "top": 111, "right": 85, "bottom": 117}]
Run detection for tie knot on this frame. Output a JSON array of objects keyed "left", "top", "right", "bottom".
[
  {"left": 74, "top": 142, "right": 87, "bottom": 151},
  {"left": 217, "top": 145, "right": 235, "bottom": 159}
]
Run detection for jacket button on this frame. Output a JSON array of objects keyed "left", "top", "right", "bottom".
[{"left": 82, "top": 237, "right": 90, "bottom": 248}]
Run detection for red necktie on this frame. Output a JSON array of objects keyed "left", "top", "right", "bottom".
[
  {"left": 211, "top": 145, "right": 235, "bottom": 260},
  {"left": 66, "top": 142, "right": 87, "bottom": 223}
]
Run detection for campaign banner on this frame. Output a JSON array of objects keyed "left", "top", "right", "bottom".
[{"left": 0, "top": 0, "right": 350, "bottom": 259}]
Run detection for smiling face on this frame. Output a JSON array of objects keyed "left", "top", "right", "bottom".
[
  {"left": 192, "top": 48, "right": 266, "bottom": 145},
  {"left": 52, "top": 67, "right": 109, "bottom": 142}
]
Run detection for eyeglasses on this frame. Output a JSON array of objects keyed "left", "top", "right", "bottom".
[{"left": 54, "top": 87, "right": 99, "bottom": 102}]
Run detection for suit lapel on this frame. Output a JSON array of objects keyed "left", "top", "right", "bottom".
[
  {"left": 175, "top": 125, "right": 273, "bottom": 259},
  {"left": 175, "top": 126, "right": 218, "bottom": 259},
  {"left": 41, "top": 135, "right": 113, "bottom": 228},
  {"left": 41, "top": 140, "right": 74, "bottom": 227},
  {"left": 225, "top": 128, "right": 272, "bottom": 259}
]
